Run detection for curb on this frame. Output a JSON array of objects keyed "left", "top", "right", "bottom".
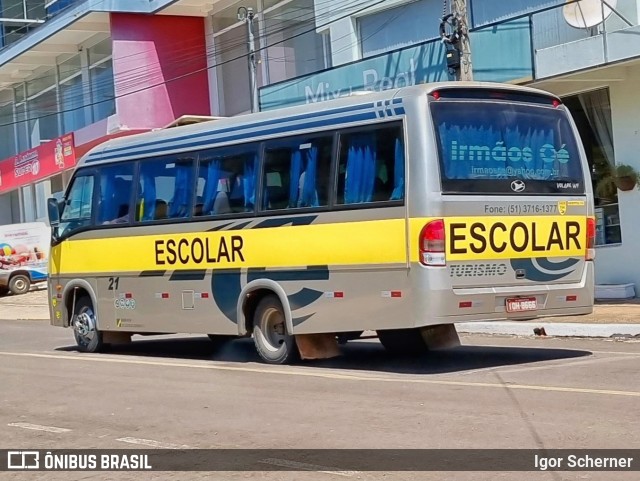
[{"left": 456, "top": 322, "right": 640, "bottom": 338}]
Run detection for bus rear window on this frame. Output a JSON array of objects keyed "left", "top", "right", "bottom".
[{"left": 430, "top": 101, "right": 585, "bottom": 194}]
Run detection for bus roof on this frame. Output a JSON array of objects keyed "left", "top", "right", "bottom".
[{"left": 78, "top": 82, "right": 559, "bottom": 168}]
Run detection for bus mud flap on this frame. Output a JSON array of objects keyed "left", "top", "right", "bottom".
[
  {"left": 295, "top": 334, "right": 341, "bottom": 360},
  {"left": 103, "top": 332, "right": 132, "bottom": 344},
  {"left": 420, "top": 324, "right": 461, "bottom": 350}
]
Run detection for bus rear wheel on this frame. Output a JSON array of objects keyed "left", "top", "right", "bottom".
[
  {"left": 72, "top": 297, "right": 104, "bottom": 353},
  {"left": 377, "top": 328, "right": 428, "bottom": 355},
  {"left": 252, "top": 294, "right": 299, "bottom": 364}
]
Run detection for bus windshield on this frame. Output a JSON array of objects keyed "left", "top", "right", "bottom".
[{"left": 431, "top": 100, "right": 585, "bottom": 195}]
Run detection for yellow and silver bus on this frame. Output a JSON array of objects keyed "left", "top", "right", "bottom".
[{"left": 47, "top": 82, "right": 595, "bottom": 364}]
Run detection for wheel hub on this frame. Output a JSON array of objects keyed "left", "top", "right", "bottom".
[
  {"left": 74, "top": 311, "right": 95, "bottom": 338},
  {"left": 264, "top": 309, "right": 286, "bottom": 347}
]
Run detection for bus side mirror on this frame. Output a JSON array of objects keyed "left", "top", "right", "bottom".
[{"left": 47, "top": 197, "right": 60, "bottom": 228}]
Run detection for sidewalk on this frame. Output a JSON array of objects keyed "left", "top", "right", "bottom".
[
  {"left": 1, "top": 288, "right": 640, "bottom": 338},
  {"left": 457, "top": 299, "right": 640, "bottom": 338},
  {"left": 0, "top": 287, "right": 50, "bottom": 321}
]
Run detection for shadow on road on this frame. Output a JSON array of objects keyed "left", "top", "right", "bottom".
[{"left": 55, "top": 335, "right": 592, "bottom": 375}]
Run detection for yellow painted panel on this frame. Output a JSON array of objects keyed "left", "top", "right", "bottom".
[
  {"left": 409, "top": 216, "right": 588, "bottom": 261},
  {"left": 51, "top": 219, "right": 408, "bottom": 274}
]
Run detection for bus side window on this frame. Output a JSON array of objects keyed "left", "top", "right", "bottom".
[
  {"left": 195, "top": 148, "right": 258, "bottom": 217},
  {"left": 261, "top": 136, "right": 332, "bottom": 212},
  {"left": 97, "top": 163, "right": 134, "bottom": 225},
  {"left": 59, "top": 173, "right": 95, "bottom": 237},
  {"left": 337, "top": 124, "right": 405, "bottom": 205},
  {"left": 136, "top": 156, "right": 195, "bottom": 222}
]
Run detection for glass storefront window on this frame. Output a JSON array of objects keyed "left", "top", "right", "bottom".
[
  {"left": 264, "top": 0, "right": 327, "bottom": 83},
  {"left": 564, "top": 88, "right": 620, "bottom": 246},
  {"left": 50, "top": 175, "right": 65, "bottom": 200},
  {"left": 60, "top": 74, "right": 87, "bottom": 133},
  {"left": 10, "top": 190, "right": 21, "bottom": 223},
  {"left": 211, "top": 0, "right": 258, "bottom": 31},
  {"left": 22, "top": 185, "right": 36, "bottom": 222},
  {"left": 214, "top": 25, "right": 260, "bottom": 116},
  {"left": 15, "top": 103, "right": 29, "bottom": 153},
  {"left": 357, "top": 0, "right": 441, "bottom": 58},
  {"left": 90, "top": 59, "right": 116, "bottom": 122},
  {"left": 28, "top": 89, "right": 60, "bottom": 144},
  {"left": 58, "top": 53, "right": 82, "bottom": 80},
  {"left": 35, "top": 180, "right": 51, "bottom": 222},
  {"left": 88, "top": 38, "right": 112, "bottom": 65},
  {"left": 14, "top": 84, "right": 25, "bottom": 104},
  {"left": 0, "top": 103, "right": 16, "bottom": 160},
  {"left": 27, "top": 68, "right": 57, "bottom": 98}
]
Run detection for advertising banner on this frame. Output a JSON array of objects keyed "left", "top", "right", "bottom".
[
  {"left": 0, "top": 222, "right": 50, "bottom": 293},
  {"left": 0, "top": 133, "right": 76, "bottom": 195}
]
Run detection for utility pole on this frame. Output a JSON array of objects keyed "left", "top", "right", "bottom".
[
  {"left": 441, "top": 0, "right": 473, "bottom": 81},
  {"left": 452, "top": 0, "right": 473, "bottom": 81},
  {"left": 238, "top": 6, "right": 260, "bottom": 113}
]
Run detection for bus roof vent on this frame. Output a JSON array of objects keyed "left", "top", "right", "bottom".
[{"left": 163, "top": 115, "right": 226, "bottom": 129}]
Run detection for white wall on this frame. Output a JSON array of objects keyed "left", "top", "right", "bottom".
[{"left": 602, "top": 64, "right": 640, "bottom": 292}]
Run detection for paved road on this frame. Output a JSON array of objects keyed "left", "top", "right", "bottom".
[{"left": 0, "top": 320, "right": 639, "bottom": 481}]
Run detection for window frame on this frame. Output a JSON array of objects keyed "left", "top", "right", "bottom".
[
  {"left": 94, "top": 160, "right": 138, "bottom": 228},
  {"left": 430, "top": 98, "right": 585, "bottom": 196},
  {"left": 55, "top": 168, "right": 99, "bottom": 241},
  {"left": 257, "top": 132, "right": 337, "bottom": 215},
  {"left": 132, "top": 154, "right": 199, "bottom": 226},
  {"left": 332, "top": 120, "right": 406, "bottom": 211},
  {"left": 56, "top": 118, "right": 408, "bottom": 235},
  {"left": 192, "top": 143, "right": 262, "bottom": 221}
]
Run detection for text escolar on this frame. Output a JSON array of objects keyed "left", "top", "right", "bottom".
[{"left": 154, "top": 235, "right": 245, "bottom": 266}]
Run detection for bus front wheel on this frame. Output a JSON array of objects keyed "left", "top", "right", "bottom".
[
  {"left": 252, "top": 294, "right": 299, "bottom": 365},
  {"left": 377, "top": 328, "right": 428, "bottom": 355},
  {"left": 72, "top": 297, "right": 104, "bottom": 353}
]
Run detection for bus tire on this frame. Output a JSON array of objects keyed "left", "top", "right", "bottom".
[
  {"left": 8, "top": 274, "right": 31, "bottom": 295},
  {"left": 72, "top": 296, "right": 104, "bottom": 353},
  {"left": 377, "top": 328, "right": 428, "bottom": 355},
  {"left": 252, "top": 294, "right": 299, "bottom": 364}
]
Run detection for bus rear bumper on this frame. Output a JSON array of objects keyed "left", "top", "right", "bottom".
[{"left": 414, "top": 264, "right": 595, "bottom": 327}]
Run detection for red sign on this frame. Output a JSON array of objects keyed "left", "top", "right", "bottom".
[{"left": 0, "top": 133, "right": 76, "bottom": 195}]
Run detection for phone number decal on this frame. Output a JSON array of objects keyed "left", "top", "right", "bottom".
[
  {"left": 509, "top": 204, "right": 558, "bottom": 214},
  {"left": 484, "top": 204, "right": 558, "bottom": 215}
]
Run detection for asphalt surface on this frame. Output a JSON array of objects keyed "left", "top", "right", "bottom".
[{"left": 0, "top": 319, "right": 639, "bottom": 481}]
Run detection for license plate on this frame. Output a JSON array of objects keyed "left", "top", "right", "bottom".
[{"left": 506, "top": 297, "right": 537, "bottom": 313}]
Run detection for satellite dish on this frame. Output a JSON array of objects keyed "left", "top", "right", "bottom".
[{"left": 563, "top": 0, "right": 616, "bottom": 29}]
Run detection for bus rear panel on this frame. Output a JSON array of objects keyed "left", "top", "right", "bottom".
[{"left": 408, "top": 87, "right": 594, "bottom": 326}]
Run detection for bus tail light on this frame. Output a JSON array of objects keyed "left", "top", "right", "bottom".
[
  {"left": 586, "top": 217, "right": 596, "bottom": 261},
  {"left": 420, "top": 219, "right": 446, "bottom": 266}
]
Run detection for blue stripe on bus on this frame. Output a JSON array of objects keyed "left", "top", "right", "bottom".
[
  {"left": 85, "top": 101, "right": 405, "bottom": 164},
  {"left": 89, "top": 107, "right": 405, "bottom": 163}
]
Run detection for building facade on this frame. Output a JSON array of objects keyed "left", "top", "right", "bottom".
[{"left": 1, "top": 0, "right": 639, "bottom": 290}]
